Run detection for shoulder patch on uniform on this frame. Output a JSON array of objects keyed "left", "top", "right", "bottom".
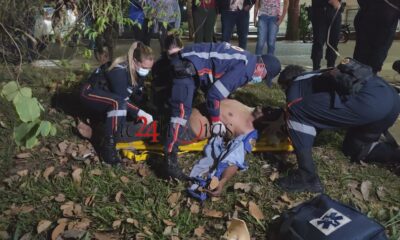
[{"left": 309, "top": 208, "right": 351, "bottom": 236}]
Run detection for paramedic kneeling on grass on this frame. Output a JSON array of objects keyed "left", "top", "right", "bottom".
[
  {"left": 162, "top": 34, "right": 281, "bottom": 180},
  {"left": 276, "top": 59, "right": 400, "bottom": 193}
]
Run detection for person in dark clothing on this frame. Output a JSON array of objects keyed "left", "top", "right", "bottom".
[
  {"left": 276, "top": 59, "right": 400, "bottom": 193},
  {"left": 129, "top": 0, "right": 152, "bottom": 45},
  {"left": 192, "top": 0, "right": 217, "bottom": 43},
  {"left": 161, "top": 35, "right": 282, "bottom": 179},
  {"left": 218, "top": 0, "right": 256, "bottom": 49},
  {"left": 353, "top": 0, "right": 400, "bottom": 73},
  {"left": 310, "top": 0, "right": 343, "bottom": 70},
  {"left": 80, "top": 42, "right": 154, "bottom": 165}
]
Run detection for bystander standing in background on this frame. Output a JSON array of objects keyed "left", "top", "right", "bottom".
[
  {"left": 193, "top": 0, "right": 217, "bottom": 43},
  {"left": 254, "top": 0, "right": 288, "bottom": 55},
  {"left": 218, "top": 0, "right": 255, "bottom": 50},
  {"left": 310, "top": 0, "right": 342, "bottom": 70}
]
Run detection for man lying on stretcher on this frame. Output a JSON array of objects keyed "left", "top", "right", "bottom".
[{"left": 131, "top": 52, "right": 284, "bottom": 198}]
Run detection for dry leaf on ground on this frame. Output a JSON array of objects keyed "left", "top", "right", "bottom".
[
  {"left": 361, "top": 180, "right": 372, "bottom": 201},
  {"left": 115, "top": 191, "right": 123, "bottom": 203},
  {"left": 376, "top": 186, "right": 386, "bottom": 200},
  {"left": 84, "top": 195, "right": 95, "bottom": 206},
  {"left": 222, "top": 218, "right": 250, "bottom": 240},
  {"left": 168, "top": 192, "right": 181, "bottom": 207},
  {"left": 248, "top": 201, "right": 264, "bottom": 221},
  {"left": 56, "top": 171, "right": 69, "bottom": 179},
  {"left": 190, "top": 204, "right": 200, "bottom": 214},
  {"left": 55, "top": 193, "right": 66, "bottom": 202},
  {"left": 163, "top": 226, "right": 173, "bottom": 236},
  {"left": 194, "top": 226, "right": 205, "bottom": 237},
  {"left": 72, "top": 168, "right": 83, "bottom": 185},
  {"left": 120, "top": 176, "right": 130, "bottom": 184},
  {"left": 74, "top": 218, "right": 91, "bottom": 230},
  {"left": 17, "top": 169, "right": 29, "bottom": 177},
  {"left": 37, "top": 220, "right": 52, "bottom": 234},
  {"left": 112, "top": 220, "right": 122, "bottom": 229},
  {"left": 77, "top": 121, "right": 92, "bottom": 139},
  {"left": 202, "top": 208, "right": 224, "bottom": 218},
  {"left": 138, "top": 166, "right": 150, "bottom": 177},
  {"left": 43, "top": 166, "right": 55, "bottom": 181},
  {"left": 90, "top": 169, "right": 102, "bottom": 176},
  {"left": 94, "top": 232, "right": 120, "bottom": 240},
  {"left": 163, "top": 219, "right": 176, "bottom": 226},
  {"left": 127, "top": 218, "right": 140, "bottom": 228},
  {"left": 233, "top": 182, "right": 252, "bottom": 192},
  {"left": 51, "top": 222, "right": 67, "bottom": 240},
  {"left": 16, "top": 153, "right": 31, "bottom": 159},
  {"left": 58, "top": 141, "right": 68, "bottom": 153}
]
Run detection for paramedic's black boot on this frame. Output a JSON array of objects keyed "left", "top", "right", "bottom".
[
  {"left": 101, "top": 135, "right": 121, "bottom": 165},
  {"left": 276, "top": 170, "right": 324, "bottom": 193},
  {"left": 165, "top": 152, "right": 189, "bottom": 181},
  {"left": 276, "top": 149, "right": 323, "bottom": 193}
]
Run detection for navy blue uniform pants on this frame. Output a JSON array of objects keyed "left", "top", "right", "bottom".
[
  {"left": 353, "top": 1, "right": 399, "bottom": 73},
  {"left": 165, "top": 78, "right": 196, "bottom": 154},
  {"left": 80, "top": 84, "right": 139, "bottom": 136},
  {"left": 287, "top": 81, "right": 400, "bottom": 176},
  {"left": 311, "top": 5, "right": 341, "bottom": 69}
]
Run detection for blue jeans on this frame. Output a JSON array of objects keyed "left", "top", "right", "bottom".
[
  {"left": 255, "top": 15, "right": 279, "bottom": 55},
  {"left": 221, "top": 10, "right": 250, "bottom": 49}
]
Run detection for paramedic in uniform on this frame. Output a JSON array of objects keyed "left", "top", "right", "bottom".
[
  {"left": 162, "top": 35, "right": 282, "bottom": 180},
  {"left": 276, "top": 60, "right": 400, "bottom": 193}
]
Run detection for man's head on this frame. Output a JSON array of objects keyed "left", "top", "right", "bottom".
[
  {"left": 278, "top": 65, "right": 306, "bottom": 90},
  {"left": 252, "top": 54, "right": 281, "bottom": 86}
]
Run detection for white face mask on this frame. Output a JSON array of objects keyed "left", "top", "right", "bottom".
[
  {"left": 136, "top": 67, "right": 150, "bottom": 77},
  {"left": 250, "top": 75, "right": 262, "bottom": 84}
]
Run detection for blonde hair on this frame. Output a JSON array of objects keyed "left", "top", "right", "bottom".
[{"left": 108, "top": 41, "right": 153, "bottom": 86}]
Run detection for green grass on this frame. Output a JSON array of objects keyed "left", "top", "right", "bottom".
[{"left": 0, "top": 68, "right": 399, "bottom": 239}]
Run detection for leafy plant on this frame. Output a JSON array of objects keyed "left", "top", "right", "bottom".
[
  {"left": 1, "top": 81, "right": 56, "bottom": 148},
  {"left": 299, "top": 3, "right": 311, "bottom": 40}
]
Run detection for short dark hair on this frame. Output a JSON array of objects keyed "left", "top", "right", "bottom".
[{"left": 278, "top": 65, "right": 305, "bottom": 89}]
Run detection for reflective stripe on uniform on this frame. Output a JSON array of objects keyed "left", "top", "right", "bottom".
[
  {"left": 294, "top": 72, "right": 322, "bottom": 82},
  {"left": 171, "top": 117, "right": 187, "bottom": 126},
  {"left": 181, "top": 51, "right": 248, "bottom": 65},
  {"left": 287, "top": 120, "right": 317, "bottom": 136},
  {"left": 107, "top": 110, "right": 127, "bottom": 117},
  {"left": 214, "top": 80, "right": 230, "bottom": 98}
]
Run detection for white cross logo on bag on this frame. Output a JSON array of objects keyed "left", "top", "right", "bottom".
[{"left": 310, "top": 208, "right": 352, "bottom": 236}]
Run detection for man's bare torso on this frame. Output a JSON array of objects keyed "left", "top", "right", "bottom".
[{"left": 189, "top": 99, "right": 256, "bottom": 139}]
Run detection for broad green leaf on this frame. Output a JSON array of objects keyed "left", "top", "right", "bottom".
[
  {"left": 25, "top": 136, "right": 39, "bottom": 148},
  {"left": 38, "top": 121, "right": 52, "bottom": 137},
  {"left": 13, "top": 121, "right": 39, "bottom": 146},
  {"left": 19, "top": 87, "right": 32, "bottom": 98},
  {"left": 14, "top": 96, "right": 41, "bottom": 123},
  {"left": 1, "top": 81, "right": 19, "bottom": 101},
  {"left": 50, "top": 125, "right": 57, "bottom": 136}
]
